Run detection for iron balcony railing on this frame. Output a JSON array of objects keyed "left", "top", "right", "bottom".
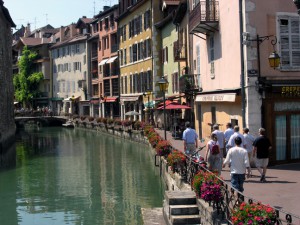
[{"left": 189, "top": 1, "right": 219, "bottom": 33}]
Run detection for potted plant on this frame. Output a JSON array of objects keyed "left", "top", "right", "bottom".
[
  {"left": 107, "top": 118, "right": 114, "bottom": 128},
  {"left": 133, "top": 120, "right": 142, "bottom": 130},
  {"left": 167, "top": 150, "right": 186, "bottom": 172},
  {"left": 148, "top": 134, "right": 161, "bottom": 148},
  {"left": 114, "top": 118, "right": 123, "bottom": 130},
  {"left": 192, "top": 170, "right": 222, "bottom": 203},
  {"left": 231, "top": 202, "right": 276, "bottom": 225},
  {"left": 155, "top": 140, "right": 171, "bottom": 157}
]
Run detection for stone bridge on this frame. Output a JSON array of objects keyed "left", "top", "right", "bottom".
[{"left": 15, "top": 116, "right": 67, "bottom": 128}]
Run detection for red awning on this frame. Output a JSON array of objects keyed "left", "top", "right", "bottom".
[
  {"left": 157, "top": 103, "right": 191, "bottom": 110},
  {"left": 90, "top": 99, "right": 100, "bottom": 104},
  {"left": 157, "top": 100, "right": 173, "bottom": 107},
  {"left": 101, "top": 97, "right": 117, "bottom": 103}
]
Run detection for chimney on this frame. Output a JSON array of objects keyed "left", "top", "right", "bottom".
[
  {"left": 60, "top": 26, "right": 64, "bottom": 42},
  {"left": 70, "top": 24, "right": 77, "bottom": 37},
  {"left": 82, "top": 16, "right": 87, "bottom": 18},
  {"left": 103, "top": 6, "right": 110, "bottom": 11},
  {"left": 24, "top": 23, "right": 31, "bottom": 37}
]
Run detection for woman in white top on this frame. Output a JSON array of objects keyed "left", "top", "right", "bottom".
[{"left": 205, "top": 133, "right": 222, "bottom": 175}]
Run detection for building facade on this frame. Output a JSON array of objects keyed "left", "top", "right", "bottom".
[
  {"left": 0, "top": 1, "right": 16, "bottom": 163},
  {"left": 96, "top": 5, "right": 120, "bottom": 119},
  {"left": 190, "top": 0, "right": 300, "bottom": 165},
  {"left": 50, "top": 22, "right": 91, "bottom": 116}
]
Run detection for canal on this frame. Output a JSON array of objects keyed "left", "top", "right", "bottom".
[{"left": 0, "top": 127, "right": 165, "bottom": 225}]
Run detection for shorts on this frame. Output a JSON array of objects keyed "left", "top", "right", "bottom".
[
  {"left": 255, "top": 158, "right": 269, "bottom": 168},
  {"left": 185, "top": 143, "right": 196, "bottom": 155}
]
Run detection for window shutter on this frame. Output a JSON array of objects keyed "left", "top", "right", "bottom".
[
  {"left": 166, "top": 47, "right": 168, "bottom": 62},
  {"left": 291, "top": 18, "right": 300, "bottom": 67}
]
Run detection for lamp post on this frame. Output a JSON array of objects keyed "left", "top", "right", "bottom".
[
  {"left": 157, "top": 76, "right": 169, "bottom": 140},
  {"left": 244, "top": 34, "right": 281, "bottom": 127},
  {"left": 145, "top": 89, "right": 152, "bottom": 124}
]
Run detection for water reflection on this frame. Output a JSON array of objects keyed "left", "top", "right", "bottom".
[{"left": 0, "top": 127, "right": 164, "bottom": 225}]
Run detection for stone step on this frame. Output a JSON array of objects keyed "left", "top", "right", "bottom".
[
  {"left": 170, "top": 214, "right": 201, "bottom": 225},
  {"left": 165, "top": 191, "right": 197, "bottom": 205},
  {"left": 169, "top": 204, "right": 199, "bottom": 215}
]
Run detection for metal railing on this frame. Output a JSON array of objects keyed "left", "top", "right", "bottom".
[{"left": 167, "top": 146, "right": 300, "bottom": 224}]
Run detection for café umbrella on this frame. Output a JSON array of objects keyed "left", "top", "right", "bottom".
[{"left": 125, "top": 111, "right": 140, "bottom": 116}]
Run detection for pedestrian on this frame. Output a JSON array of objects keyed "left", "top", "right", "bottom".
[
  {"left": 223, "top": 137, "right": 251, "bottom": 192},
  {"left": 226, "top": 125, "right": 246, "bottom": 151},
  {"left": 205, "top": 133, "right": 222, "bottom": 174},
  {"left": 224, "top": 122, "right": 234, "bottom": 157},
  {"left": 182, "top": 121, "right": 198, "bottom": 155},
  {"left": 252, "top": 128, "right": 272, "bottom": 183},
  {"left": 212, "top": 124, "right": 225, "bottom": 159},
  {"left": 243, "top": 127, "right": 255, "bottom": 174},
  {"left": 213, "top": 124, "right": 226, "bottom": 171}
]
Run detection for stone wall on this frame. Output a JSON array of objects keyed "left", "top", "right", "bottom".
[{"left": 0, "top": 5, "right": 16, "bottom": 156}]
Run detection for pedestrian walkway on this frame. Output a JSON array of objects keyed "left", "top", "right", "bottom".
[{"left": 155, "top": 129, "right": 300, "bottom": 217}]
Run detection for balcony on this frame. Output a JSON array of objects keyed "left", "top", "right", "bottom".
[
  {"left": 179, "top": 74, "right": 201, "bottom": 94},
  {"left": 173, "top": 40, "right": 187, "bottom": 62},
  {"left": 189, "top": 1, "right": 219, "bottom": 35}
]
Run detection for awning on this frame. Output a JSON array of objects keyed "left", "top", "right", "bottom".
[
  {"left": 106, "top": 56, "right": 118, "bottom": 64},
  {"left": 120, "top": 94, "right": 142, "bottom": 103},
  {"left": 90, "top": 99, "right": 100, "bottom": 104},
  {"left": 63, "top": 96, "right": 80, "bottom": 101},
  {"left": 101, "top": 97, "right": 118, "bottom": 103},
  {"left": 157, "top": 103, "right": 191, "bottom": 110},
  {"left": 14, "top": 101, "right": 19, "bottom": 105},
  {"left": 195, "top": 93, "right": 236, "bottom": 102},
  {"left": 98, "top": 58, "right": 109, "bottom": 66}
]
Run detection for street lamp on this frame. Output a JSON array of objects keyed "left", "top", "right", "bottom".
[
  {"left": 144, "top": 89, "right": 152, "bottom": 124},
  {"left": 157, "top": 76, "right": 169, "bottom": 140}
]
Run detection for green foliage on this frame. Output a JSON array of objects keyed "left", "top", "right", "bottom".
[{"left": 13, "top": 46, "right": 44, "bottom": 105}]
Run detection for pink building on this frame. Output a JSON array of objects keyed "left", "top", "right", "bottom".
[
  {"left": 96, "top": 5, "right": 119, "bottom": 118},
  {"left": 189, "top": 0, "right": 299, "bottom": 165}
]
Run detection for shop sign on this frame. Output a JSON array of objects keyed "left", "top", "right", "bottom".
[
  {"left": 195, "top": 93, "right": 236, "bottom": 102},
  {"left": 280, "top": 86, "right": 300, "bottom": 97}
]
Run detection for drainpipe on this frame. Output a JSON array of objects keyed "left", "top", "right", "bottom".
[{"left": 239, "top": 0, "right": 246, "bottom": 128}]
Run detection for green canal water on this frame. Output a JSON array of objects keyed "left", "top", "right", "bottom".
[{"left": 0, "top": 127, "right": 164, "bottom": 225}]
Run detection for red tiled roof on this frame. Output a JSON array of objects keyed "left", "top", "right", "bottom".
[{"left": 20, "top": 37, "right": 52, "bottom": 46}]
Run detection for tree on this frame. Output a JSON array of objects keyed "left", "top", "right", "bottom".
[{"left": 13, "top": 46, "right": 44, "bottom": 107}]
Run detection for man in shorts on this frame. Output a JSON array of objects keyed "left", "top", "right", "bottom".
[
  {"left": 182, "top": 121, "right": 198, "bottom": 155},
  {"left": 252, "top": 128, "right": 272, "bottom": 183}
]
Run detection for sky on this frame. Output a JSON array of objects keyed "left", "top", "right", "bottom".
[{"left": 4, "top": 0, "right": 118, "bottom": 31}]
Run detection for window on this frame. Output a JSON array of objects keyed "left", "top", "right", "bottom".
[
  {"left": 125, "top": 76, "right": 128, "bottom": 93},
  {"left": 162, "top": 46, "right": 168, "bottom": 63},
  {"left": 278, "top": 15, "right": 300, "bottom": 69},
  {"left": 133, "top": 44, "right": 137, "bottom": 62},
  {"left": 144, "top": 39, "right": 152, "bottom": 58},
  {"left": 172, "top": 72, "right": 179, "bottom": 93},
  {"left": 144, "top": 10, "right": 151, "bottom": 30},
  {"left": 100, "top": 20, "right": 103, "bottom": 31},
  {"left": 110, "top": 14, "right": 114, "bottom": 27},
  {"left": 130, "top": 74, "right": 133, "bottom": 93},
  {"left": 124, "top": 48, "right": 127, "bottom": 65},
  {"left": 75, "top": 44, "right": 80, "bottom": 53},
  {"left": 120, "top": 77, "right": 123, "bottom": 94}
]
